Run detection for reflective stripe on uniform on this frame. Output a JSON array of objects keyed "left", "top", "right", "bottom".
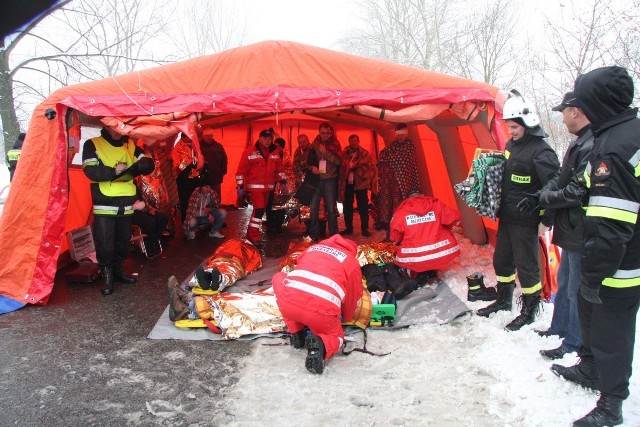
[
  {"left": 602, "top": 268, "right": 640, "bottom": 288},
  {"left": 395, "top": 246, "right": 460, "bottom": 263},
  {"left": 510, "top": 174, "right": 531, "bottom": 184},
  {"left": 284, "top": 279, "right": 341, "bottom": 308},
  {"left": 497, "top": 274, "right": 516, "bottom": 283},
  {"left": 583, "top": 162, "right": 592, "bottom": 188},
  {"left": 93, "top": 205, "right": 134, "bottom": 215},
  {"left": 400, "top": 239, "right": 450, "bottom": 254},
  {"left": 247, "top": 184, "right": 266, "bottom": 189},
  {"left": 288, "top": 269, "right": 345, "bottom": 300},
  {"left": 83, "top": 157, "right": 99, "bottom": 166},
  {"left": 629, "top": 149, "right": 640, "bottom": 177},
  {"left": 586, "top": 196, "right": 639, "bottom": 224},
  {"left": 521, "top": 281, "right": 542, "bottom": 294}
]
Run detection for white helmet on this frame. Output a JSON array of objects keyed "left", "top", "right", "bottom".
[{"left": 502, "top": 89, "right": 540, "bottom": 128}]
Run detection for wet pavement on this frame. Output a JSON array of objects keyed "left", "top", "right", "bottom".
[{"left": 0, "top": 206, "right": 381, "bottom": 426}]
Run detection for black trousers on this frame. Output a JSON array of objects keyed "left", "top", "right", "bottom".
[
  {"left": 578, "top": 292, "right": 640, "bottom": 400},
  {"left": 493, "top": 222, "right": 540, "bottom": 294},
  {"left": 93, "top": 215, "right": 132, "bottom": 268},
  {"left": 343, "top": 184, "right": 369, "bottom": 232}
]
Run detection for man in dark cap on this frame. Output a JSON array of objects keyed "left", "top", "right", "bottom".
[
  {"left": 528, "top": 91, "right": 593, "bottom": 362},
  {"left": 551, "top": 66, "right": 640, "bottom": 427},
  {"left": 235, "top": 128, "right": 287, "bottom": 244}
]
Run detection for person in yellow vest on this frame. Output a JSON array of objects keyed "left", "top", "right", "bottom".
[
  {"left": 82, "top": 127, "right": 154, "bottom": 295},
  {"left": 6, "top": 132, "right": 25, "bottom": 182}
]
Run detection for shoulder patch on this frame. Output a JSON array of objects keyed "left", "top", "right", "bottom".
[{"left": 594, "top": 161, "right": 610, "bottom": 178}]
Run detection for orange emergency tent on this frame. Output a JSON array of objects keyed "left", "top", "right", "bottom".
[{"left": 0, "top": 40, "right": 508, "bottom": 313}]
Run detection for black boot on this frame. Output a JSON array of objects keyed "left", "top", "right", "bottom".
[
  {"left": 573, "top": 395, "right": 623, "bottom": 427},
  {"left": 113, "top": 263, "right": 137, "bottom": 284},
  {"left": 361, "top": 264, "right": 388, "bottom": 292},
  {"left": 551, "top": 360, "right": 598, "bottom": 391},
  {"left": 382, "top": 263, "right": 417, "bottom": 300},
  {"left": 305, "top": 335, "right": 326, "bottom": 374},
  {"left": 195, "top": 266, "right": 212, "bottom": 290},
  {"left": 101, "top": 266, "right": 114, "bottom": 296},
  {"left": 505, "top": 294, "right": 541, "bottom": 331},
  {"left": 476, "top": 281, "right": 515, "bottom": 317},
  {"left": 467, "top": 272, "right": 498, "bottom": 302},
  {"left": 290, "top": 328, "right": 307, "bottom": 349}
]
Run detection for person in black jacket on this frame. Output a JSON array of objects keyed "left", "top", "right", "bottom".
[
  {"left": 526, "top": 91, "right": 593, "bottom": 361},
  {"left": 550, "top": 66, "right": 640, "bottom": 427},
  {"left": 476, "top": 90, "right": 560, "bottom": 331}
]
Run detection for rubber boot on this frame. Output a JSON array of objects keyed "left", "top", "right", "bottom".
[
  {"left": 305, "top": 335, "right": 326, "bottom": 374},
  {"left": 382, "top": 263, "right": 417, "bottom": 300},
  {"left": 361, "top": 264, "right": 388, "bottom": 292},
  {"left": 101, "top": 266, "right": 114, "bottom": 296},
  {"left": 113, "top": 263, "right": 136, "bottom": 284},
  {"left": 505, "top": 294, "right": 541, "bottom": 331},
  {"left": 476, "top": 281, "right": 515, "bottom": 317},
  {"left": 573, "top": 395, "right": 623, "bottom": 427},
  {"left": 466, "top": 272, "right": 498, "bottom": 302}
]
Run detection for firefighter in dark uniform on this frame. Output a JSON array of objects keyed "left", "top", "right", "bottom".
[
  {"left": 476, "top": 90, "right": 560, "bottom": 331},
  {"left": 82, "top": 127, "right": 154, "bottom": 295},
  {"left": 551, "top": 66, "right": 640, "bottom": 427},
  {"left": 6, "top": 133, "right": 25, "bottom": 182}
]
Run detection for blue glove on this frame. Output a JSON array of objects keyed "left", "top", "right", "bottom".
[
  {"left": 236, "top": 187, "right": 245, "bottom": 199},
  {"left": 580, "top": 284, "right": 602, "bottom": 304}
]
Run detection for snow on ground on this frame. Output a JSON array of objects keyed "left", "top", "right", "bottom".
[{"left": 221, "top": 233, "right": 640, "bottom": 426}]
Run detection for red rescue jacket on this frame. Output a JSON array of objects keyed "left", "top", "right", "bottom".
[
  {"left": 272, "top": 235, "right": 363, "bottom": 321},
  {"left": 390, "top": 195, "right": 461, "bottom": 271},
  {"left": 235, "top": 142, "right": 286, "bottom": 190}
]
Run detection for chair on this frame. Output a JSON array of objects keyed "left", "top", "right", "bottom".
[{"left": 130, "top": 225, "right": 163, "bottom": 258}]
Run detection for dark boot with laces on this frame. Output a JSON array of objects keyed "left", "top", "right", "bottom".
[
  {"left": 505, "top": 294, "right": 541, "bottom": 331},
  {"left": 476, "top": 281, "right": 515, "bottom": 317},
  {"left": 305, "top": 335, "right": 326, "bottom": 374},
  {"left": 573, "top": 395, "right": 623, "bottom": 427}
]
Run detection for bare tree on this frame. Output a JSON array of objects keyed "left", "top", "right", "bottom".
[
  {"left": 1, "top": 0, "right": 173, "bottom": 157},
  {"left": 340, "top": 0, "right": 456, "bottom": 72},
  {"left": 169, "top": 0, "right": 246, "bottom": 59},
  {"left": 448, "top": 0, "right": 523, "bottom": 87}
]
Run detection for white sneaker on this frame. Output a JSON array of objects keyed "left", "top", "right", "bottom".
[{"left": 209, "top": 231, "right": 225, "bottom": 239}]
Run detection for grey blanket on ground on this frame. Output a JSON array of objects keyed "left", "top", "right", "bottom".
[{"left": 147, "top": 258, "right": 471, "bottom": 341}]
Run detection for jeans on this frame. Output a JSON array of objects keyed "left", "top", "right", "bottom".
[
  {"left": 190, "top": 208, "right": 227, "bottom": 233},
  {"left": 309, "top": 178, "right": 338, "bottom": 238},
  {"left": 549, "top": 249, "right": 582, "bottom": 349}
]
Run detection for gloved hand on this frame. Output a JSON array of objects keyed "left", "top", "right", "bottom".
[
  {"left": 236, "top": 187, "right": 245, "bottom": 199},
  {"left": 580, "top": 284, "right": 602, "bottom": 304},
  {"left": 516, "top": 192, "right": 540, "bottom": 216}
]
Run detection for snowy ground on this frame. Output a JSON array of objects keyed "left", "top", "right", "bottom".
[{"left": 219, "top": 234, "right": 640, "bottom": 426}]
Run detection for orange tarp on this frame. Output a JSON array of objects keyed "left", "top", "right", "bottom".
[{"left": 0, "top": 40, "right": 506, "bottom": 313}]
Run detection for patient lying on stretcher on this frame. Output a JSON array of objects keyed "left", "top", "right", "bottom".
[{"left": 168, "top": 237, "right": 262, "bottom": 321}]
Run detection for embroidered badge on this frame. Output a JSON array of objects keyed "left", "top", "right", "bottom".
[{"left": 594, "top": 161, "right": 610, "bottom": 178}]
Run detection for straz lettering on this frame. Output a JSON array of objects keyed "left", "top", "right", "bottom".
[
  {"left": 511, "top": 174, "right": 531, "bottom": 184},
  {"left": 406, "top": 211, "right": 436, "bottom": 225},
  {"left": 309, "top": 245, "right": 347, "bottom": 262}
]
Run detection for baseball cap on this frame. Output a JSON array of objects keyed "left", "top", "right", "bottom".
[{"left": 552, "top": 91, "right": 581, "bottom": 111}]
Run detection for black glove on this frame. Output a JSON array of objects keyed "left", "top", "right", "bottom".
[
  {"left": 516, "top": 192, "right": 540, "bottom": 216},
  {"left": 580, "top": 284, "right": 602, "bottom": 304}
]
